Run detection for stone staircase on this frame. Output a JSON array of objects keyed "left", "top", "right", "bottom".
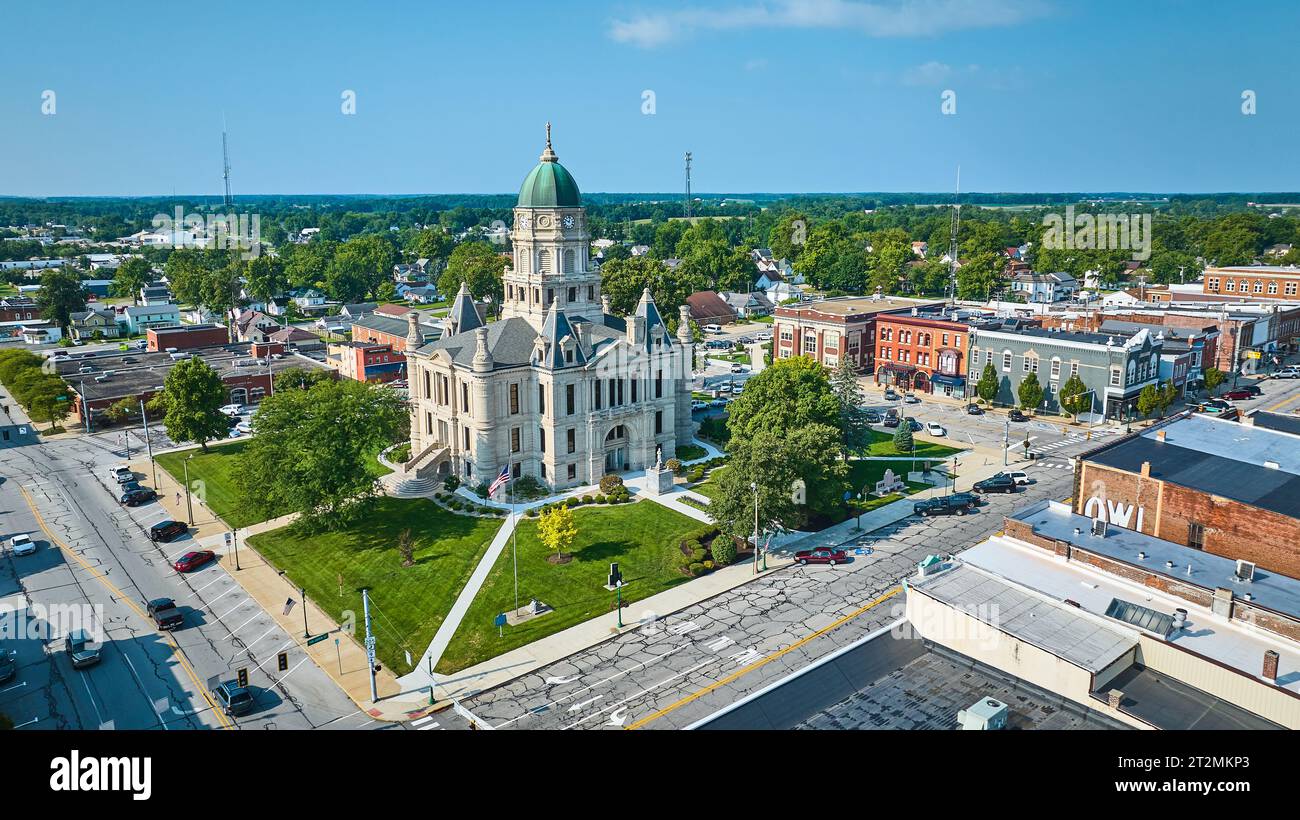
[{"left": 386, "top": 473, "right": 440, "bottom": 499}]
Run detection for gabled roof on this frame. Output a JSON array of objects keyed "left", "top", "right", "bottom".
[
  {"left": 684, "top": 290, "right": 737, "bottom": 323},
  {"left": 633, "top": 288, "right": 673, "bottom": 352},
  {"left": 537, "top": 301, "right": 587, "bottom": 368}
]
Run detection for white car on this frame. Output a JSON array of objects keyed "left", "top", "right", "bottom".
[
  {"left": 219, "top": 404, "right": 245, "bottom": 417},
  {"left": 730, "top": 363, "right": 747, "bottom": 374},
  {"left": 236, "top": 421, "right": 253, "bottom": 434},
  {"left": 9, "top": 533, "right": 36, "bottom": 557},
  {"left": 733, "top": 384, "right": 745, "bottom": 396},
  {"left": 690, "top": 400, "right": 707, "bottom": 411},
  {"left": 1007, "top": 471, "right": 1031, "bottom": 486},
  {"left": 925, "top": 422, "right": 946, "bottom": 437},
  {"left": 1274, "top": 368, "right": 1300, "bottom": 380},
  {"left": 756, "top": 331, "right": 773, "bottom": 341},
  {"left": 703, "top": 324, "right": 724, "bottom": 334}
]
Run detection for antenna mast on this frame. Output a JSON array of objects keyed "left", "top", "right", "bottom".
[
  {"left": 684, "top": 152, "right": 692, "bottom": 219},
  {"left": 948, "top": 165, "right": 961, "bottom": 302},
  {"left": 222, "top": 116, "right": 233, "bottom": 209}
]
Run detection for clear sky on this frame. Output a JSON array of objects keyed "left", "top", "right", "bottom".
[{"left": 2, "top": 0, "right": 1297, "bottom": 196}]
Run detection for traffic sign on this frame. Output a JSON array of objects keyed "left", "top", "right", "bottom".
[
  {"left": 493, "top": 613, "right": 507, "bottom": 627},
  {"left": 306, "top": 633, "right": 330, "bottom": 646}
]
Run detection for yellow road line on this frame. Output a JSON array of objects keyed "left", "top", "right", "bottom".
[
  {"left": 18, "top": 484, "right": 233, "bottom": 730},
  {"left": 1263, "top": 391, "right": 1300, "bottom": 414},
  {"left": 625, "top": 585, "right": 902, "bottom": 730}
]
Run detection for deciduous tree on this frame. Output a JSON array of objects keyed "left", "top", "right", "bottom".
[{"left": 149, "top": 357, "right": 228, "bottom": 451}]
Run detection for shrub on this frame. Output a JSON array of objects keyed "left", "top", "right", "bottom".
[
  {"left": 473, "top": 480, "right": 490, "bottom": 498},
  {"left": 683, "top": 539, "right": 702, "bottom": 554},
  {"left": 443, "top": 474, "right": 460, "bottom": 492},
  {"left": 711, "top": 537, "right": 737, "bottom": 567},
  {"left": 599, "top": 474, "right": 624, "bottom": 494},
  {"left": 564, "top": 497, "right": 578, "bottom": 508},
  {"left": 526, "top": 507, "right": 539, "bottom": 517},
  {"left": 512, "top": 474, "right": 550, "bottom": 500},
  {"left": 688, "top": 562, "right": 705, "bottom": 576},
  {"left": 702, "top": 560, "right": 714, "bottom": 571},
  {"left": 688, "top": 468, "right": 705, "bottom": 483},
  {"left": 665, "top": 457, "right": 682, "bottom": 474},
  {"left": 595, "top": 494, "right": 607, "bottom": 504},
  {"left": 690, "top": 548, "right": 707, "bottom": 563},
  {"left": 582, "top": 495, "right": 594, "bottom": 504}
]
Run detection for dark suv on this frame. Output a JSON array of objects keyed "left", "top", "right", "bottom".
[
  {"left": 120, "top": 487, "right": 157, "bottom": 507},
  {"left": 913, "top": 496, "right": 973, "bottom": 517},
  {"left": 211, "top": 681, "right": 256, "bottom": 716},
  {"left": 973, "top": 473, "right": 1018, "bottom": 494},
  {"left": 149, "top": 520, "right": 188, "bottom": 542}
]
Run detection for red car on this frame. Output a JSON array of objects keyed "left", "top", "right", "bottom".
[
  {"left": 173, "top": 550, "right": 216, "bottom": 572},
  {"left": 1221, "top": 388, "right": 1259, "bottom": 401},
  {"left": 794, "top": 547, "right": 847, "bottom": 566}
]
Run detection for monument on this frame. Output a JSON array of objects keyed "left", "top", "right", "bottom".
[{"left": 645, "top": 445, "right": 675, "bottom": 495}]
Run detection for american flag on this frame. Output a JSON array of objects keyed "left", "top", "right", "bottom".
[{"left": 489, "top": 464, "right": 511, "bottom": 497}]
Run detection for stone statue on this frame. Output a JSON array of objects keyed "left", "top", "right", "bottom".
[{"left": 655, "top": 446, "right": 663, "bottom": 469}]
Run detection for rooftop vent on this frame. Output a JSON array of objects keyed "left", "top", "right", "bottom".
[
  {"left": 1235, "top": 560, "right": 1256, "bottom": 583},
  {"left": 1264, "top": 460, "right": 1280, "bottom": 470},
  {"left": 1091, "top": 518, "right": 1107, "bottom": 537}
]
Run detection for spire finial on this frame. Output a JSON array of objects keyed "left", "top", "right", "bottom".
[
  {"left": 540, "top": 122, "right": 558, "bottom": 162},
  {"left": 546, "top": 121, "right": 552, "bottom": 149}
]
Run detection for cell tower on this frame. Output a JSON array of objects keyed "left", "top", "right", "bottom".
[
  {"left": 222, "top": 117, "right": 233, "bottom": 208},
  {"left": 947, "top": 166, "right": 961, "bottom": 302},
  {"left": 684, "top": 151, "right": 692, "bottom": 218}
]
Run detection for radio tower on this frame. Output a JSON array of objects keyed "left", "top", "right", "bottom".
[
  {"left": 684, "top": 152, "right": 692, "bottom": 218},
  {"left": 947, "top": 166, "right": 961, "bottom": 303},
  {"left": 222, "top": 117, "right": 233, "bottom": 208}
]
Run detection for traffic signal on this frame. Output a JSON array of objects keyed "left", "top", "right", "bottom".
[
  {"left": 277, "top": 651, "right": 288, "bottom": 672},
  {"left": 236, "top": 667, "right": 249, "bottom": 688}
]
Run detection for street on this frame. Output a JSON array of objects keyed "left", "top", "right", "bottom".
[{"left": 0, "top": 394, "right": 393, "bottom": 731}]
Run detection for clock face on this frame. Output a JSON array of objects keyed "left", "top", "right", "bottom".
[
  {"left": 519, "top": 216, "right": 532, "bottom": 229},
  {"left": 562, "top": 215, "right": 575, "bottom": 229}
]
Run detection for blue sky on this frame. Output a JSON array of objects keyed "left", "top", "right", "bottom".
[{"left": 2, "top": 0, "right": 1297, "bottom": 196}]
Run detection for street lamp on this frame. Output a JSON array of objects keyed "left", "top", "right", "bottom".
[
  {"left": 182, "top": 454, "right": 195, "bottom": 525},
  {"left": 751, "top": 480, "right": 760, "bottom": 575}
]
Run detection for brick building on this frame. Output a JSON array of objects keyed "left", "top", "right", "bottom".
[
  {"left": 1074, "top": 412, "right": 1300, "bottom": 578},
  {"left": 148, "top": 323, "right": 230, "bottom": 352},
  {"left": 772, "top": 295, "right": 938, "bottom": 372},
  {"left": 1202, "top": 265, "right": 1300, "bottom": 301},
  {"left": 329, "top": 340, "right": 407, "bottom": 383},
  {"left": 351, "top": 312, "right": 439, "bottom": 353},
  {"left": 872, "top": 305, "right": 979, "bottom": 397}
]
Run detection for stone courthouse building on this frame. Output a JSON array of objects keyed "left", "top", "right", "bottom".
[{"left": 403, "top": 128, "right": 694, "bottom": 489}]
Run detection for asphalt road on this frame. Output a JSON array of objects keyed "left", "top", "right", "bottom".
[
  {"left": 0, "top": 402, "right": 385, "bottom": 731},
  {"left": 445, "top": 454, "right": 1081, "bottom": 731}
]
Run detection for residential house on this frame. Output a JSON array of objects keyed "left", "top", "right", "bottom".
[
  {"left": 80, "top": 279, "right": 115, "bottom": 299},
  {"left": 139, "top": 283, "right": 173, "bottom": 305},
  {"left": 404, "top": 285, "right": 441, "bottom": 304},
  {"left": 233, "top": 309, "right": 282, "bottom": 344},
  {"left": 684, "top": 291, "right": 737, "bottom": 327},
  {"left": 0, "top": 297, "right": 40, "bottom": 323},
  {"left": 1010, "top": 271, "right": 1078, "bottom": 303},
  {"left": 68, "top": 307, "right": 122, "bottom": 341},
  {"left": 339, "top": 302, "right": 377, "bottom": 320},
  {"left": 267, "top": 326, "right": 324, "bottom": 352},
  {"left": 718, "top": 290, "right": 774, "bottom": 319},
  {"left": 630, "top": 245, "right": 650, "bottom": 257},
  {"left": 122, "top": 303, "right": 181, "bottom": 335},
  {"left": 911, "top": 241, "right": 929, "bottom": 259}
]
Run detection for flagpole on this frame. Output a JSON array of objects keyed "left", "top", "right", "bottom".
[{"left": 511, "top": 475, "right": 519, "bottom": 615}]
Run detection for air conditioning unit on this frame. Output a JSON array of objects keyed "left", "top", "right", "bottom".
[
  {"left": 1235, "top": 560, "right": 1255, "bottom": 583},
  {"left": 1091, "top": 518, "right": 1107, "bottom": 537}
]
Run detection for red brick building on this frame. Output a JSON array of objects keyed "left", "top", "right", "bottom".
[
  {"left": 1075, "top": 413, "right": 1300, "bottom": 578},
  {"left": 772, "top": 296, "right": 938, "bottom": 372},
  {"left": 351, "top": 313, "right": 438, "bottom": 353},
  {"left": 1203, "top": 266, "right": 1300, "bottom": 301},
  {"left": 329, "top": 341, "right": 406, "bottom": 383},
  {"left": 872, "top": 307, "right": 976, "bottom": 397},
  {"left": 148, "top": 323, "right": 229, "bottom": 352}
]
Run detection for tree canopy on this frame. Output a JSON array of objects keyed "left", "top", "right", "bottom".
[{"left": 149, "top": 357, "right": 229, "bottom": 451}]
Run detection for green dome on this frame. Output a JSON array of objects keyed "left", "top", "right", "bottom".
[{"left": 517, "top": 159, "right": 581, "bottom": 208}]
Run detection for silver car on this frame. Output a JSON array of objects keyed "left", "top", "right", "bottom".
[
  {"left": 9, "top": 533, "right": 36, "bottom": 557},
  {"left": 65, "top": 630, "right": 102, "bottom": 670}
]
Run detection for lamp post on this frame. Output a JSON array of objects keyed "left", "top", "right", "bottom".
[
  {"left": 182, "top": 455, "right": 195, "bottom": 525},
  {"left": 751, "top": 480, "right": 760, "bottom": 575},
  {"left": 1003, "top": 419, "right": 1009, "bottom": 466}
]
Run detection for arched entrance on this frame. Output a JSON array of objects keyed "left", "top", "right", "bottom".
[
  {"left": 911, "top": 371, "right": 929, "bottom": 393},
  {"left": 603, "top": 424, "right": 630, "bottom": 473}
]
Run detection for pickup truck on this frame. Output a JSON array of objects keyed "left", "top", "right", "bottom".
[{"left": 146, "top": 598, "right": 185, "bottom": 630}]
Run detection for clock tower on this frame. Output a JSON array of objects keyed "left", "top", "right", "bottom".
[{"left": 502, "top": 123, "right": 603, "bottom": 329}]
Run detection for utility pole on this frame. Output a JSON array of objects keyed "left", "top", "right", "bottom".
[
  {"left": 751, "top": 480, "right": 759, "bottom": 575},
  {"left": 1003, "top": 420, "right": 1009, "bottom": 467},
  {"left": 222, "top": 115, "right": 233, "bottom": 209},
  {"left": 947, "top": 166, "right": 961, "bottom": 302},
  {"left": 139, "top": 398, "right": 157, "bottom": 488},
  {"left": 362, "top": 588, "right": 378, "bottom": 702},
  {"left": 182, "top": 456, "right": 195, "bottom": 524}
]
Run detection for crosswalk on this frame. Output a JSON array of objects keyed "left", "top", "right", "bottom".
[{"left": 411, "top": 715, "right": 443, "bottom": 730}]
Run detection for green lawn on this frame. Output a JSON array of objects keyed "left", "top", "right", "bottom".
[
  {"left": 248, "top": 498, "right": 503, "bottom": 675},
  {"left": 860, "top": 429, "right": 962, "bottom": 459},
  {"left": 676, "top": 443, "right": 708, "bottom": 461},
  {"left": 437, "top": 501, "right": 702, "bottom": 673},
  {"left": 157, "top": 439, "right": 393, "bottom": 529},
  {"left": 692, "top": 466, "right": 726, "bottom": 499},
  {"left": 848, "top": 458, "right": 935, "bottom": 494}
]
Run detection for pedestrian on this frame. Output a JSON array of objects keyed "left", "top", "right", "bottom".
[{"left": 175, "top": 491, "right": 181, "bottom": 506}]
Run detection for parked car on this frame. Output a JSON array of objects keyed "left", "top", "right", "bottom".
[
  {"left": 9, "top": 533, "right": 36, "bottom": 557},
  {"left": 883, "top": 389, "right": 900, "bottom": 401},
  {"left": 703, "top": 324, "right": 724, "bottom": 334},
  {"left": 794, "top": 547, "right": 847, "bottom": 566},
  {"left": 1272, "top": 366, "right": 1300, "bottom": 379},
  {"left": 1006, "top": 471, "right": 1031, "bottom": 486},
  {"left": 211, "top": 680, "right": 256, "bottom": 716},
  {"left": 733, "top": 384, "right": 745, "bottom": 395},
  {"left": 737, "top": 336, "right": 755, "bottom": 345},
  {"left": 1008, "top": 409, "right": 1029, "bottom": 422},
  {"left": 149, "top": 520, "right": 188, "bottom": 543},
  {"left": 77, "top": 364, "right": 95, "bottom": 374},
  {"left": 903, "top": 393, "right": 920, "bottom": 404},
  {"left": 147, "top": 598, "right": 185, "bottom": 631},
  {"left": 120, "top": 487, "right": 157, "bottom": 507},
  {"left": 709, "top": 398, "right": 728, "bottom": 408},
  {"left": 913, "top": 496, "right": 972, "bottom": 517},
  {"left": 882, "top": 414, "right": 900, "bottom": 428},
  {"left": 110, "top": 465, "right": 134, "bottom": 483},
  {"left": 134, "top": 340, "right": 148, "bottom": 350},
  {"left": 1221, "top": 388, "right": 1257, "bottom": 401},
  {"left": 755, "top": 331, "right": 773, "bottom": 341},
  {"left": 65, "top": 630, "right": 102, "bottom": 670},
  {"left": 949, "top": 491, "right": 983, "bottom": 508},
  {"left": 173, "top": 550, "right": 216, "bottom": 572},
  {"left": 120, "top": 480, "right": 144, "bottom": 494},
  {"left": 906, "top": 417, "right": 923, "bottom": 432},
  {"left": 219, "top": 403, "right": 245, "bottom": 417},
  {"left": 690, "top": 400, "right": 708, "bottom": 411},
  {"left": 862, "top": 410, "right": 882, "bottom": 424},
  {"left": 966, "top": 404, "right": 984, "bottom": 415},
  {"left": 973, "top": 473, "right": 1018, "bottom": 494},
  {"left": 730, "top": 363, "right": 747, "bottom": 374},
  {"left": 926, "top": 422, "right": 946, "bottom": 437},
  {"left": 0, "top": 645, "right": 15, "bottom": 684}
]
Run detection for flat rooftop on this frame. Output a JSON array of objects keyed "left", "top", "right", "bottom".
[
  {"left": 963, "top": 528, "right": 1300, "bottom": 699},
  {"left": 1250, "top": 409, "right": 1300, "bottom": 437},
  {"left": 54, "top": 345, "right": 330, "bottom": 401},
  {"left": 774, "top": 295, "right": 939, "bottom": 320},
  {"left": 1085, "top": 413, "right": 1300, "bottom": 519},
  {"left": 909, "top": 562, "right": 1137, "bottom": 673},
  {"left": 1015, "top": 500, "right": 1300, "bottom": 623}
]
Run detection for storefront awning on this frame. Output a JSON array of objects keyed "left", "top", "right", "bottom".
[
  {"left": 877, "top": 362, "right": 915, "bottom": 374},
  {"left": 930, "top": 374, "right": 965, "bottom": 387}
]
